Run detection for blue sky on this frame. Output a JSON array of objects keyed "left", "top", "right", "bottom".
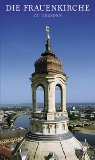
[{"left": 0, "top": 0, "right": 95, "bottom": 104}]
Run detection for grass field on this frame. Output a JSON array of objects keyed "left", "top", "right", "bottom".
[{"left": 83, "top": 124, "right": 95, "bottom": 130}]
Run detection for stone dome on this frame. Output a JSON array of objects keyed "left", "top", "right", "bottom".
[{"left": 15, "top": 131, "right": 89, "bottom": 160}]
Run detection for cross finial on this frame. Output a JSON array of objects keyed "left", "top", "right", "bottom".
[
  {"left": 45, "top": 26, "right": 51, "bottom": 52},
  {"left": 41, "top": 26, "right": 55, "bottom": 56},
  {"left": 46, "top": 26, "right": 50, "bottom": 41}
]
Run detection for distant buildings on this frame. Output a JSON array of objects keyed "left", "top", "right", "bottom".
[
  {"left": 0, "top": 110, "right": 4, "bottom": 123},
  {"left": 0, "top": 146, "right": 28, "bottom": 160},
  {"left": 68, "top": 105, "right": 95, "bottom": 120},
  {"left": 0, "top": 146, "right": 12, "bottom": 160}
]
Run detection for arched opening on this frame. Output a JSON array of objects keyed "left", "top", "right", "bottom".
[
  {"left": 36, "top": 85, "right": 45, "bottom": 112},
  {"left": 55, "top": 84, "right": 62, "bottom": 112}
]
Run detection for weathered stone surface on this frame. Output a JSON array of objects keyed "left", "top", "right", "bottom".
[{"left": 20, "top": 135, "right": 83, "bottom": 160}]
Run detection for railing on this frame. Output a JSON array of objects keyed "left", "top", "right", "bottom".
[
  {"left": 31, "top": 112, "right": 47, "bottom": 120},
  {"left": 31, "top": 112, "right": 68, "bottom": 121},
  {"left": 54, "top": 112, "right": 68, "bottom": 121}
]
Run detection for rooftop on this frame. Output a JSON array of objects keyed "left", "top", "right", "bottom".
[{"left": 0, "top": 147, "right": 12, "bottom": 158}]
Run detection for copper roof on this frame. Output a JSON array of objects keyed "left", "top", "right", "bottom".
[
  {"left": 0, "top": 147, "right": 12, "bottom": 158},
  {"left": 34, "top": 51, "right": 62, "bottom": 74},
  {"left": 33, "top": 30, "right": 65, "bottom": 75}
]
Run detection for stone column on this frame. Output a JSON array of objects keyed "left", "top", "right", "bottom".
[
  {"left": 44, "top": 86, "right": 48, "bottom": 112},
  {"left": 64, "top": 122, "right": 67, "bottom": 131},
  {"left": 55, "top": 124, "right": 59, "bottom": 134},
  {"left": 42, "top": 125, "right": 46, "bottom": 134},
  {"left": 62, "top": 84, "right": 66, "bottom": 112},
  {"left": 47, "top": 82, "right": 55, "bottom": 113},
  {"left": 32, "top": 85, "right": 36, "bottom": 112}
]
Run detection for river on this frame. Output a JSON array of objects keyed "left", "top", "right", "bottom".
[
  {"left": 14, "top": 115, "right": 95, "bottom": 147},
  {"left": 14, "top": 115, "right": 31, "bottom": 129}
]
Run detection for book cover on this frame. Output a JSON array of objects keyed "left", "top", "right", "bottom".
[{"left": 0, "top": 0, "right": 95, "bottom": 159}]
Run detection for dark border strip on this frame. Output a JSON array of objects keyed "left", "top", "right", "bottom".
[{"left": 26, "top": 131, "right": 73, "bottom": 141}]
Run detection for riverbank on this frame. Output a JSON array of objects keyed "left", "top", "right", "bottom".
[
  {"left": 74, "top": 127, "right": 95, "bottom": 135},
  {"left": 13, "top": 111, "right": 27, "bottom": 121}
]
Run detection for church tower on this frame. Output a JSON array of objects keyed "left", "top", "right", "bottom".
[
  {"left": 17, "top": 27, "right": 90, "bottom": 160},
  {"left": 30, "top": 26, "right": 68, "bottom": 136}
]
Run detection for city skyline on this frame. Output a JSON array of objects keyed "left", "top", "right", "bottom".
[{"left": 1, "top": 0, "right": 95, "bottom": 104}]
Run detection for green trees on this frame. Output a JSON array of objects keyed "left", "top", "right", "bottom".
[{"left": 6, "top": 114, "right": 12, "bottom": 128}]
